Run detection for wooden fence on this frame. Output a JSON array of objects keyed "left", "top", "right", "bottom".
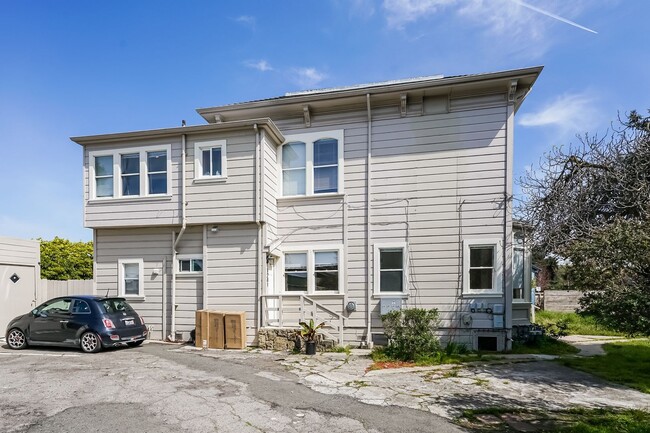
[
  {"left": 543, "top": 290, "right": 582, "bottom": 312},
  {"left": 37, "top": 279, "right": 94, "bottom": 304}
]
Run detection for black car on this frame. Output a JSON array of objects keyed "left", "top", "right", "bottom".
[{"left": 5, "top": 296, "right": 148, "bottom": 353}]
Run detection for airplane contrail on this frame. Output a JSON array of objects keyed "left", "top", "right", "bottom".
[{"left": 512, "top": 0, "right": 598, "bottom": 34}]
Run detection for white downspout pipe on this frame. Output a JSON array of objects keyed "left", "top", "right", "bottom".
[
  {"left": 365, "top": 94, "right": 373, "bottom": 348},
  {"left": 170, "top": 133, "right": 187, "bottom": 340},
  {"left": 254, "top": 124, "right": 264, "bottom": 336}
]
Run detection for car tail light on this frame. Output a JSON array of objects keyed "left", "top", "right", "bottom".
[
  {"left": 103, "top": 318, "right": 115, "bottom": 329},
  {"left": 110, "top": 335, "right": 120, "bottom": 341},
  {"left": 140, "top": 316, "right": 145, "bottom": 325}
]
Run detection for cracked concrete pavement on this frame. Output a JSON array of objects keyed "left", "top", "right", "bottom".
[
  {"left": 277, "top": 350, "right": 650, "bottom": 420},
  {"left": 0, "top": 342, "right": 463, "bottom": 433}
]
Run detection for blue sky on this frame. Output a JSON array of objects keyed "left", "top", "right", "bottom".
[{"left": 1, "top": 0, "right": 648, "bottom": 242}]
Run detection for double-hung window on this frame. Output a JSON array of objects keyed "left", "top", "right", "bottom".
[
  {"left": 121, "top": 153, "right": 140, "bottom": 196},
  {"left": 147, "top": 151, "right": 168, "bottom": 194},
  {"left": 280, "top": 130, "right": 343, "bottom": 197},
  {"left": 118, "top": 259, "right": 144, "bottom": 298},
  {"left": 283, "top": 248, "right": 343, "bottom": 293},
  {"left": 284, "top": 252, "right": 308, "bottom": 291},
  {"left": 194, "top": 139, "right": 227, "bottom": 180},
  {"left": 374, "top": 244, "right": 408, "bottom": 295},
  {"left": 94, "top": 155, "right": 114, "bottom": 198},
  {"left": 89, "top": 145, "right": 170, "bottom": 199},
  {"left": 463, "top": 239, "right": 503, "bottom": 295}
]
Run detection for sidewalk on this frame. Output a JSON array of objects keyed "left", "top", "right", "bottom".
[{"left": 559, "top": 335, "right": 634, "bottom": 356}]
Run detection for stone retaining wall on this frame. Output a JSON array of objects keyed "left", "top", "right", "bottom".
[{"left": 258, "top": 328, "right": 335, "bottom": 352}]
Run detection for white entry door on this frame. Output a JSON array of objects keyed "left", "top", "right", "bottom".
[{"left": 266, "top": 258, "right": 279, "bottom": 325}]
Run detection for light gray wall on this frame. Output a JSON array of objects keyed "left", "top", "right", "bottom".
[
  {"left": 0, "top": 237, "right": 39, "bottom": 266},
  {"left": 273, "top": 94, "right": 511, "bottom": 345},
  {"left": 0, "top": 237, "right": 40, "bottom": 333}
]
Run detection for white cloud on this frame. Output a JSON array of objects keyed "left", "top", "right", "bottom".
[
  {"left": 518, "top": 92, "right": 601, "bottom": 134},
  {"left": 382, "top": 0, "right": 595, "bottom": 53},
  {"left": 245, "top": 60, "right": 273, "bottom": 72},
  {"left": 383, "top": 0, "right": 456, "bottom": 29},
  {"left": 234, "top": 15, "right": 256, "bottom": 28},
  {"left": 349, "top": 0, "right": 377, "bottom": 19},
  {"left": 292, "top": 67, "right": 327, "bottom": 88}
]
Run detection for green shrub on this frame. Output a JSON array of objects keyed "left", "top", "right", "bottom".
[{"left": 381, "top": 308, "right": 441, "bottom": 362}]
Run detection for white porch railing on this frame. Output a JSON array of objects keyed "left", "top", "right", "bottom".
[{"left": 260, "top": 294, "right": 344, "bottom": 345}]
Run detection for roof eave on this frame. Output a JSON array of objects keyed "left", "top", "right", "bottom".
[
  {"left": 71, "top": 118, "right": 284, "bottom": 146},
  {"left": 196, "top": 66, "right": 544, "bottom": 121}
]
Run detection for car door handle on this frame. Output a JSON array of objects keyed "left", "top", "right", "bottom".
[{"left": 60, "top": 320, "right": 69, "bottom": 324}]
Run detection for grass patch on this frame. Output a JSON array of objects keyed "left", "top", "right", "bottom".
[
  {"left": 460, "top": 407, "right": 650, "bottom": 433},
  {"left": 328, "top": 345, "right": 351, "bottom": 355},
  {"left": 560, "top": 340, "right": 650, "bottom": 393},
  {"left": 510, "top": 336, "right": 580, "bottom": 356},
  {"left": 368, "top": 347, "right": 488, "bottom": 370},
  {"left": 536, "top": 310, "right": 626, "bottom": 337}
]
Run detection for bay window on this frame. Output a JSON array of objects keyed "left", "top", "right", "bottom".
[{"left": 89, "top": 144, "right": 171, "bottom": 200}]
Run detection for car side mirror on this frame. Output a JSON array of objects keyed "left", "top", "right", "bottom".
[{"left": 32, "top": 309, "right": 39, "bottom": 316}]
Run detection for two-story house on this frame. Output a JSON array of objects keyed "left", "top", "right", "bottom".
[{"left": 72, "top": 66, "right": 541, "bottom": 351}]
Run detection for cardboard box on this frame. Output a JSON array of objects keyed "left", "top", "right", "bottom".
[
  {"left": 195, "top": 310, "right": 209, "bottom": 348},
  {"left": 207, "top": 311, "right": 225, "bottom": 349},
  {"left": 224, "top": 312, "right": 246, "bottom": 349}
]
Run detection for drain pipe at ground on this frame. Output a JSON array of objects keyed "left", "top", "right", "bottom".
[{"left": 170, "top": 133, "right": 187, "bottom": 340}]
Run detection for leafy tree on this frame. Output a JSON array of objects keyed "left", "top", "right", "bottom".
[
  {"left": 518, "top": 110, "right": 650, "bottom": 335},
  {"left": 568, "top": 219, "right": 650, "bottom": 336},
  {"left": 40, "top": 237, "right": 93, "bottom": 280}
]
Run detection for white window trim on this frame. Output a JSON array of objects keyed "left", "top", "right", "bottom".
[
  {"left": 89, "top": 144, "right": 172, "bottom": 200},
  {"left": 194, "top": 139, "right": 227, "bottom": 181},
  {"left": 462, "top": 238, "right": 503, "bottom": 296},
  {"left": 280, "top": 245, "right": 344, "bottom": 294},
  {"left": 177, "top": 254, "right": 204, "bottom": 275},
  {"left": 373, "top": 242, "right": 409, "bottom": 296},
  {"left": 279, "top": 130, "right": 344, "bottom": 197},
  {"left": 118, "top": 258, "right": 145, "bottom": 299}
]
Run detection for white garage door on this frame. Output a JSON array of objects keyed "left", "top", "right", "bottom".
[{"left": 0, "top": 264, "right": 36, "bottom": 334}]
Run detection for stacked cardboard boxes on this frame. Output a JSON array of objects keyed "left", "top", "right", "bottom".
[{"left": 195, "top": 310, "right": 246, "bottom": 349}]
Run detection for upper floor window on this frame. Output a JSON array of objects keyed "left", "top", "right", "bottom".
[
  {"left": 89, "top": 145, "right": 171, "bottom": 200},
  {"left": 280, "top": 130, "right": 344, "bottom": 197},
  {"left": 374, "top": 243, "right": 408, "bottom": 295},
  {"left": 194, "top": 139, "right": 227, "bottom": 181},
  {"left": 462, "top": 239, "right": 503, "bottom": 295}
]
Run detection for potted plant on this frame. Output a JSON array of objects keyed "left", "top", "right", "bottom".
[{"left": 299, "top": 319, "right": 325, "bottom": 355}]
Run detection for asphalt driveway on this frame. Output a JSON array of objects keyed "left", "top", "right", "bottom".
[{"left": 0, "top": 342, "right": 463, "bottom": 433}]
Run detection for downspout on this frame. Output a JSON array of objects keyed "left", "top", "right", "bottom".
[
  {"left": 171, "top": 133, "right": 187, "bottom": 340},
  {"left": 365, "top": 94, "right": 373, "bottom": 348},
  {"left": 162, "top": 256, "right": 167, "bottom": 339},
  {"left": 254, "top": 124, "right": 264, "bottom": 336},
  {"left": 504, "top": 103, "right": 515, "bottom": 350},
  {"left": 203, "top": 225, "right": 208, "bottom": 309}
]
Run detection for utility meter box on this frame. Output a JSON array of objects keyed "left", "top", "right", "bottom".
[
  {"left": 493, "top": 315, "right": 504, "bottom": 329},
  {"left": 380, "top": 298, "right": 402, "bottom": 315},
  {"left": 492, "top": 304, "right": 505, "bottom": 315}
]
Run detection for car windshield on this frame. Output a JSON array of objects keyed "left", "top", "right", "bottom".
[{"left": 100, "top": 298, "right": 135, "bottom": 314}]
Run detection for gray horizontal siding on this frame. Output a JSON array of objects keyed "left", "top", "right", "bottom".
[{"left": 0, "top": 237, "right": 39, "bottom": 266}]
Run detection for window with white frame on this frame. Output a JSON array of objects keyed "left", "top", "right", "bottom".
[
  {"left": 280, "top": 130, "right": 344, "bottom": 197},
  {"left": 463, "top": 239, "right": 503, "bottom": 295},
  {"left": 194, "top": 140, "right": 227, "bottom": 180},
  {"left": 374, "top": 244, "right": 408, "bottom": 294},
  {"left": 147, "top": 150, "right": 168, "bottom": 194},
  {"left": 118, "top": 259, "right": 144, "bottom": 298},
  {"left": 94, "top": 155, "right": 114, "bottom": 197},
  {"left": 284, "top": 252, "right": 308, "bottom": 291},
  {"left": 283, "top": 248, "right": 343, "bottom": 293},
  {"left": 178, "top": 256, "right": 203, "bottom": 273},
  {"left": 89, "top": 145, "right": 171, "bottom": 200},
  {"left": 314, "top": 251, "right": 338, "bottom": 291},
  {"left": 513, "top": 235, "right": 525, "bottom": 300}
]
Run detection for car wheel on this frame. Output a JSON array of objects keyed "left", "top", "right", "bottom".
[
  {"left": 127, "top": 340, "right": 144, "bottom": 348},
  {"left": 80, "top": 331, "right": 102, "bottom": 353},
  {"left": 6, "top": 328, "right": 27, "bottom": 350}
]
